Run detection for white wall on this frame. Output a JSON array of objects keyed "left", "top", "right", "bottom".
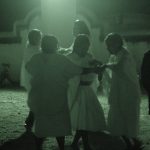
[
  {"left": 41, "top": 0, "right": 76, "bottom": 47},
  {"left": 0, "top": 26, "right": 147, "bottom": 82},
  {"left": 0, "top": 0, "right": 77, "bottom": 83},
  {"left": 0, "top": 16, "right": 42, "bottom": 82},
  {"left": 0, "top": 44, "right": 23, "bottom": 81},
  {"left": 0, "top": 1, "right": 148, "bottom": 82}
]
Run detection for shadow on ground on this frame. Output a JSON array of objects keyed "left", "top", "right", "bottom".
[
  {"left": 0, "top": 132, "right": 37, "bottom": 150},
  {"left": 0, "top": 132, "right": 73, "bottom": 150}
]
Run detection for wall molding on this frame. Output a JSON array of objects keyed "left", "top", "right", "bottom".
[{"left": 0, "top": 7, "right": 41, "bottom": 44}]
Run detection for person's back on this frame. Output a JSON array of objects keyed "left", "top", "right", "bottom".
[
  {"left": 27, "top": 52, "right": 81, "bottom": 114},
  {"left": 26, "top": 35, "right": 81, "bottom": 150}
]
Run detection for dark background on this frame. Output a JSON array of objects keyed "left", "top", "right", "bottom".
[{"left": 0, "top": 0, "right": 40, "bottom": 32}]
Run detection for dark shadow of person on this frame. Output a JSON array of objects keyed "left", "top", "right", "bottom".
[
  {"left": 141, "top": 50, "right": 150, "bottom": 115},
  {"left": 0, "top": 132, "right": 37, "bottom": 150},
  {"left": 88, "top": 131, "right": 145, "bottom": 150}
]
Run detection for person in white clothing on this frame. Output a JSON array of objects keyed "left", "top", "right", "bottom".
[
  {"left": 104, "top": 33, "right": 141, "bottom": 138},
  {"left": 67, "top": 34, "right": 106, "bottom": 150},
  {"left": 20, "top": 29, "right": 42, "bottom": 131},
  {"left": 25, "top": 35, "right": 84, "bottom": 150},
  {"left": 20, "top": 29, "right": 42, "bottom": 91},
  {"left": 59, "top": 19, "right": 90, "bottom": 56}
]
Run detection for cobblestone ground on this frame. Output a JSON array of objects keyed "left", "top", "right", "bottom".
[{"left": 0, "top": 89, "right": 150, "bottom": 149}]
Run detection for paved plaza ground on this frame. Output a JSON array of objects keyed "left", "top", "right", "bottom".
[{"left": 0, "top": 89, "right": 150, "bottom": 149}]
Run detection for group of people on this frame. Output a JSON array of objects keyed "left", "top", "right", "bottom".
[{"left": 20, "top": 20, "right": 144, "bottom": 150}]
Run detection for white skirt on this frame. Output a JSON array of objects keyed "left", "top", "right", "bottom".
[{"left": 70, "top": 85, "right": 106, "bottom": 131}]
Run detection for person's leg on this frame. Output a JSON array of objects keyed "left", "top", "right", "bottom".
[
  {"left": 131, "top": 138, "right": 145, "bottom": 150},
  {"left": 122, "top": 136, "right": 144, "bottom": 150},
  {"left": 35, "top": 136, "right": 45, "bottom": 150},
  {"left": 81, "top": 130, "right": 91, "bottom": 150},
  {"left": 56, "top": 136, "right": 65, "bottom": 150},
  {"left": 71, "top": 130, "right": 81, "bottom": 149},
  {"left": 25, "top": 111, "right": 34, "bottom": 131}
]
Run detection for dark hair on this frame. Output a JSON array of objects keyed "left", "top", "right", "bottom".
[
  {"left": 28, "top": 29, "right": 42, "bottom": 46},
  {"left": 73, "top": 34, "right": 90, "bottom": 52},
  {"left": 73, "top": 20, "right": 90, "bottom": 37},
  {"left": 41, "top": 35, "right": 58, "bottom": 53},
  {"left": 104, "top": 33, "right": 123, "bottom": 48}
]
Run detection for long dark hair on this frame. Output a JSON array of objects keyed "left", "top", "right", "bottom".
[
  {"left": 73, "top": 20, "right": 90, "bottom": 37},
  {"left": 104, "top": 33, "right": 123, "bottom": 49},
  {"left": 73, "top": 34, "right": 90, "bottom": 52},
  {"left": 28, "top": 29, "right": 42, "bottom": 46}
]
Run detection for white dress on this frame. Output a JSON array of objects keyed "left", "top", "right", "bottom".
[
  {"left": 107, "top": 48, "right": 141, "bottom": 138},
  {"left": 20, "top": 45, "right": 41, "bottom": 91},
  {"left": 67, "top": 52, "right": 106, "bottom": 131},
  {"left": 26, "top": 53, "right": 82, "bottom": 137}
]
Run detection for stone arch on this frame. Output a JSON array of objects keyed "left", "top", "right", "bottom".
[{"left": 0, "top": 7, "right": 41, "bottom": 44}]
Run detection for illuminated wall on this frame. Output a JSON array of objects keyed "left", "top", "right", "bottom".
[
  {"left": 0, "top": 0, "right": 76, "bottom": 82},
  {"left": 0, "top": 0, "right": 41, "bottom": 82},
  {"left": 0, "top": 0, "right": 149, "bottom": 82},
  {"left": 41, "top": 0, "right": 76, "bottom": 47}
]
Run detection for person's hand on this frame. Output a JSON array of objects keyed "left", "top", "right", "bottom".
[
  {"left": 94, "top": 64, "right": 107, "bottom": 74},
  {"left": 100, "top": 64, "right": 107, "bottom": 70},
  {"left": 89, "top": 59, "right": 103, "bottom": 67}
]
